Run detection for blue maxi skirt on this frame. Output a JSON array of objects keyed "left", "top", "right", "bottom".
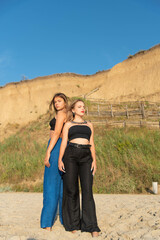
[{"left": 40, "top": 138, "right": 63, "bottom": 228}]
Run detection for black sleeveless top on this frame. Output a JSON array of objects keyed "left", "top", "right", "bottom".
[
  {"left": 49, "top": 117, "right": 56, "bottom": 131},
  {"left": 68, "top": 125, "right": 92, "bottom": 141},
  {"left": 49, "top": 117, "right": 65, "bottom": 132}
]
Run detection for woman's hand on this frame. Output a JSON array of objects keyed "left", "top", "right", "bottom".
[
  {"left": 91, "top": 161, "right": 97, "bottom": 176},
  {"left": 58, "top": 160, "right": 65, "bottom": 173},
  {"left": 44, "top": 151, "right": 50, "bottom": 168}
]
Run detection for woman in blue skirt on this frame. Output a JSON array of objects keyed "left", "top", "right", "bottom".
[{"left": 40, "top": 93, "right": 68, "bottom": 231}]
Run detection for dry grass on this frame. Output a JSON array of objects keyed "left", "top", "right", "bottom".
[{"left": 0, "top": 116, "right": 160, "bottom": 193}]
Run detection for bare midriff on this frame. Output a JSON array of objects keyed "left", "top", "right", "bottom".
[{"left": 70, "top": 138, "right": 90, "bottom": 145}]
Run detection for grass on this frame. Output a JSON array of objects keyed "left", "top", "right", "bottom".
[
  {"left": 93, "top": 127, "right": 160, "bottom": 193},
  {"left": 0, "top": 135, "right": 46, "bottom": 185},
  {"left": 0, "top": 122, "right": 160, "bottom": 193}
]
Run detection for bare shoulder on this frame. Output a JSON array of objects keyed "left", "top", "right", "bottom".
[
  {"left": 64, "top": 121, "right": 72, "bottom": 129},
  {"left": 56, "top": 111, "right": 66, "bottom": 120},
  {"left": 87, "top": 120, "right": 93, "bottom": 129}
]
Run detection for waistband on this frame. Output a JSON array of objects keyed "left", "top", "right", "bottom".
[{"left": 69, "top": 142, "right": 91, "bottom": 149}]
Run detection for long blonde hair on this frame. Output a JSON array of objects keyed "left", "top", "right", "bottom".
[{"left": 67, "top": 99, "right": 85, "bottom": 121}]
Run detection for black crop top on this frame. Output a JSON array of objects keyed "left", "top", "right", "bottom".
[
  {"left": 49, "top": 117, "right": 56, "bottom": 131},
  {"left": 68, "top": 125, "right": 92, "bottom": 141},
  {"left": 49, "top": 117, "right": 65, "bottom": 131}
]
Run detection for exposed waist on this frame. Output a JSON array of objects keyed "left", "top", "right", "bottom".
[{"left": 69, "top": 142, "right": 91, "bottom": 149}]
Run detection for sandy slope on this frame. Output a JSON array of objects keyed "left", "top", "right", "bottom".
[
  {"left": 0, "top": 44, "right": 160, "bottom": 134},
  {"left": 0, "top": 193, "right": 160, "bottom": 240}
]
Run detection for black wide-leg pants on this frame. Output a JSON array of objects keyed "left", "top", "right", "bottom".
[{"left": 62, "top": 144, "right": 100, "bottom": 232}]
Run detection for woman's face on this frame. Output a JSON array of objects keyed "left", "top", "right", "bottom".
[
  {"left": 54, "top": 97, "right": 66, "bottom": 111},
  {"left": 73, "top": 101, "right": 85, "bottom": 117}
]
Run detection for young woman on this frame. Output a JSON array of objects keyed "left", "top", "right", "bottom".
[
  {"left": 58, "top": 99, "right": 100, "bottom": 237},
  {"left": 40, "top": 93, "right": 68, "bottom": 231}
]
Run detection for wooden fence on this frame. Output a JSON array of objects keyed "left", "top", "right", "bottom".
[
  {"left": 92, "top": 120, "right": 160, "bottom": 129},
  {"left": 84, "top": 100, "right": 160, "bottom": 128},
  {"left": 86, "top": 102, "right": 160, "bottom": 119}
]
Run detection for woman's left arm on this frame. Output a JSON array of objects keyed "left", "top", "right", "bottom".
[{"left": 89, "top": 122, "right": 97, "bottom": 176}]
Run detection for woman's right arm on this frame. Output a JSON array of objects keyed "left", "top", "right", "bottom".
[
  {"left": 58, "top": 122, "right": 70, "bottom": 172},
  {"left": 44, "top": 112, "right": 66, "bottom": 167}
]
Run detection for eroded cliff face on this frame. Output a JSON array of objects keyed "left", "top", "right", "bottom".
[
  {"left": 0, "top": 73, "right": 105, "bottom": 129},
  {"left": 0, "top": 44, "right": 160, "bottom": 131},
  {"left": 89, "top": 45, "right": 160, "bottom": 101}
]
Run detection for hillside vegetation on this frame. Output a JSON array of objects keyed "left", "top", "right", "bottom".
[{"left": 0, "top": 110, "right": 159, "bottom": 193}]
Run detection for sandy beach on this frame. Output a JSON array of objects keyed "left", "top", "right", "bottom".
[{"left": 0, "top": 193, "right": 160, "bottom": 240}]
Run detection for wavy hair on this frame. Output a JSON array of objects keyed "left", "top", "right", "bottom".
[
  {"left": 49, "top": 93, "right": 68, "bottom": 113},
  {"left": 67, "top": 99, "right": 85, "bottom": 121}
]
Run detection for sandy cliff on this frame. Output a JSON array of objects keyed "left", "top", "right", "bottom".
[
  {"left": 90, "top": 44, "right": 160, "bottom": 101},
  {"left": 0, "top": 73, "right": 104, "bottom": 129},
  {"left": 0, "top": 44, "right": 160, "bottom": 131}
]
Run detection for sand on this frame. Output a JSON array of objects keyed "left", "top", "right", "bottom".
[{"left": 0, "top": 193, "right": 160, "bottom": 240}]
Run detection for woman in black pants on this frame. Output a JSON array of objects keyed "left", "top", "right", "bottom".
[{"left": 58, "top": 99, "right": 100, "bottom": 237}]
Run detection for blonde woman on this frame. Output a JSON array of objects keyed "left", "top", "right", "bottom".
[
  {"left": 58, "top": 99, "right": 100, "bottom": 237},
  {"left": 41, "top": 93, "right": 68, "bottom": 231}
]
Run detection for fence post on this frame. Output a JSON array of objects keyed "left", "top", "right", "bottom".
[
  {"left": 141, "top": 102, "right": 145, "bottom": 119},
  {"left": 123, "top": 120, "right": 126, "bottom": 128},
  {"left": 111, "top": 104, "right": 114, "bottom": 117},
  {"left": 159, "top": 121, "right": 160, "bottom": 129},
  {"left": 97, "top": 104, "right": 100, "bottom": 116},
  {"left": 86, "top": 107, "right": 88, "bottom": 116},
  {"left": 140, "top": 120, "right": 142, "bottom": 127},
  {"left": 126, "top": 105, "right": 129, "bottom": 119}
]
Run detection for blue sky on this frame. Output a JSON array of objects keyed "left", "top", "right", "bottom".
[{"left": 0, "top": 0, "right": 160, "bottom": 86}]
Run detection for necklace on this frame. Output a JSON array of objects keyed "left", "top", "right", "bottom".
[{"left": 71, "top": 120, "right": 87, "bottom": 124}]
